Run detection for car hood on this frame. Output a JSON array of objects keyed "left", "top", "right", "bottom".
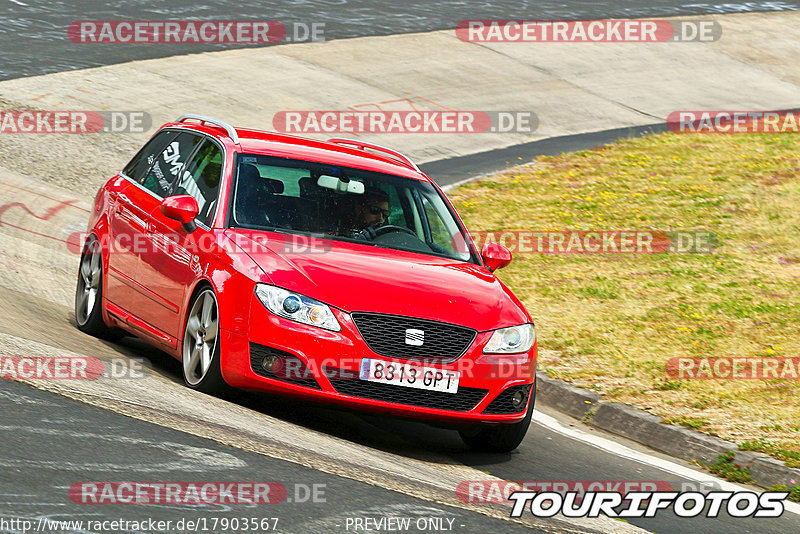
[{"left": 225, "top": 230, "right": 530, "bottom": 331}]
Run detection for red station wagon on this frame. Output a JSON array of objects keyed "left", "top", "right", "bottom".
[{"left": 75, "top": 114, "right": 537, "bottom": 451}]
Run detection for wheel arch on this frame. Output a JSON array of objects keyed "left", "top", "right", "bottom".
[{"left": 179, "top": 278, "right": 217, "bottom": 349}]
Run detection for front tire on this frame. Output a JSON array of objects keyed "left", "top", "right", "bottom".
[
  {"left": 75, "top": 236, "right": 122, "bottom": 340},
  {"left": 459, "top": 382, "right": 536, "bottom": 452},
  {"left": 182, "top": 287, "right": 227, "bottom": 394}
]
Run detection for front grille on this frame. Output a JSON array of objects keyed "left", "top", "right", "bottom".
[
  {"left": 483, "top": 384, "right": 533, "bottom": 414},
  {"left": 351, "top": 312, "right": 476, "bottom": 361},
  {"left": 323, "top": 366, "right": 487, "bottom": 412},
  {"left": 249, "top": 343, "right": 320, "bottom": 389}
]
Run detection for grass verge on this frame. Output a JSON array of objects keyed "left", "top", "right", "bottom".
[
  {"left": 709, "top": 451, "right": 752, "bottom": 484},
  {"left": 448, "top": 132, "right": 800, "bottom": 463}
]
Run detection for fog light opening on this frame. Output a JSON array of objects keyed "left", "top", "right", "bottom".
[
  {"left": 511, "top": 389, "right": 527, "bottom": 409},
  {"left": 261, "top": 354, "right": 279, "bottom": 372}
]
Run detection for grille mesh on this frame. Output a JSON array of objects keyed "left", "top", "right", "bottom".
[
  {"left": 482, "top": 384, "right": 533, "bottom": 414},
  {"left": 351, "top": 312, "right": 476, "bottom": 361},
  {"left": 323, "top": 366, "right": 487, "bottom": 412}
]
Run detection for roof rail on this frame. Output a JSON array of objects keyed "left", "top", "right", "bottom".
[
  {"left": 176, "top": 114, "right": 240, "bottom": 144},
  {"left": 328, "top": 138, "right": 421, "bottom": 173}
]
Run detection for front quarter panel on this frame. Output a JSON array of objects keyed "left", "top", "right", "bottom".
[{"left": 182, "top": 230, "right": 270, "bottom": 340}]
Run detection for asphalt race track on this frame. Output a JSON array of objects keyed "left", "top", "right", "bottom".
[
  {"left": 0, "top": 379, "right": 542, "bottom": 534},
  {"left": 1, "top": 287, "right": 799, "bottom": 534},
  {"left": 1, "top": 0, "right": 799, "bottom": 79},
  {"left": 2, "top": 2, "right": 800, "bottom": 534},
  {"left": 0, "top": 114, "right": 799, "bottom": 534}
]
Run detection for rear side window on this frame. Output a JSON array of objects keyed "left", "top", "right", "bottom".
[
  {"left": 250, "top": 164, "right": 306, "bottom": 197},
  {"left": 140, "top": 132, "right": 203, "bottom": 197},
  {"left": 174, "top": 140, "right": 224, "bottom": 226},
  {"left": 122, "top": 130, "right": 178, "bottom": 183}
]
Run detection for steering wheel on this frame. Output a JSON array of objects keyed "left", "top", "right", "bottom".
[{"left": 354, "top": 224, "right": 418, "bottom": 241}]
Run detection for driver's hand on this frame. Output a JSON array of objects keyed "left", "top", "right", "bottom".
[{"left": 351, "top": 226, "right": 378, "bottom": 240}]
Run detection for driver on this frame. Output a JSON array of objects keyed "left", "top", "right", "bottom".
[{"left": 353, "top": 188, "right": 390, "bottom": 231}]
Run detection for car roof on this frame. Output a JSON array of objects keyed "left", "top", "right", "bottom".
[{"left": 160, "top": 120, "right": 430, "bottom": 182}]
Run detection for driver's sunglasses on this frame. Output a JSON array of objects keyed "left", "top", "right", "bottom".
[{"left": 366, "top": 205, "right": 390, "bottom": 218}]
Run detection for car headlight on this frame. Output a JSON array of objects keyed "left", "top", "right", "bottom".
[
  {"left": 483, "top": 324, "right": 535, "bottom": 354},
  {"left": 255, "top": 284, "right": 341, "bottom": 332}
]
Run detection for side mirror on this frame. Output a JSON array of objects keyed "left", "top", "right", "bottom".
[
  {"left": 160, "top": 195, "right": 199, "bottom": 232},
  {"left": 481, "top": 242, "right": 512, "bottom": 271}
]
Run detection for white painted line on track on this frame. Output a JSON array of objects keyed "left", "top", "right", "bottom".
[{"left": 532, "top": 410, "right": 800, "bottom": 515}]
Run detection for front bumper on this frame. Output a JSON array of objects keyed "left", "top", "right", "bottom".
[{"left": 220, "top": 294, "right": 537, "bottom": 424}]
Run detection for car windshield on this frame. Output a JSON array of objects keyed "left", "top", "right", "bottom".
[{"left": 229, "top": 154, "right": 474, "bottom": 262}]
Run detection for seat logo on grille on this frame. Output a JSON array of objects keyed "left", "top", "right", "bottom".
[{"left": 405, "top": 328, "right": 425, "bottom": 346}]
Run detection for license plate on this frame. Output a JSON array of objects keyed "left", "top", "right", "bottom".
[{"left": 359, "top": 358, "right": 460, "bottom": 394}]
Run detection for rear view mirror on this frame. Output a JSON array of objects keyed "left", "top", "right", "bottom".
[{"left": 317, "top": 175, "right": 365, "bottom": 194}]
